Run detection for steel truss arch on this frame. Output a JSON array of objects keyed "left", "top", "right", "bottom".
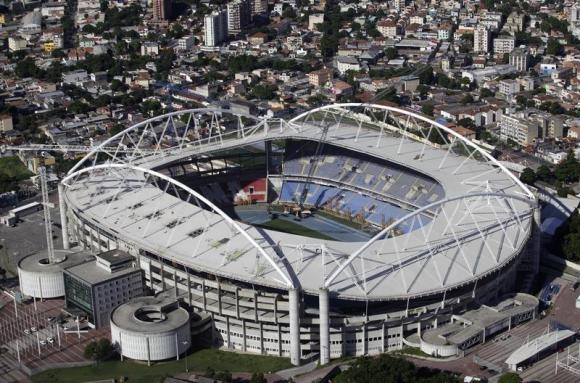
[
  {"left": 67, "top": 108, "right": 268, "bottom": 176},
  {"left": 289, "top": 103, "right": 535, "bottom": 200},
  {"left": 324, "top": 191, "right": 536, "bottom": 290},
  {"left": 62, "top": 163, "right": 295, "bottom": 289}
]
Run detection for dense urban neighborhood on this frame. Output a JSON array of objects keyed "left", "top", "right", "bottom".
[{"left": 1, "top": 0, "right": 580, "bottom": 382}]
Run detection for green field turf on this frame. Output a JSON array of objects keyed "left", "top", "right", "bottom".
[
  {"left": 32, "top": 348, "right": 292, "bottom": 383},
  {"left": 256, "top": 217, "right": 334, "bottom": 240}
]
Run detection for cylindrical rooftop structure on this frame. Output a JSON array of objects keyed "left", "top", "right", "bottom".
[
  {"left": 17, "top": 249, "right": 86, "bottom": 299},
  {"left": 111, "top": 295, "right": 191, "bottom": 362}
]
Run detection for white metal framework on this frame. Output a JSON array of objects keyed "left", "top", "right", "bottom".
[{"left": 61, "top": 104, "right": 536, "bottom": 299}]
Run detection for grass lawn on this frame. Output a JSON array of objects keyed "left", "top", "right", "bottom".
[
  {"left": 256, "top": 217, "right": 334, "bottom": 240},
  {"left": 32, "top": 348, "right": 292, "bottom": 383},
  {"left": 0, "top": 156, "right": 32, "bottom": 180}
]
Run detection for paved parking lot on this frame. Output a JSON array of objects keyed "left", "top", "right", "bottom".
[{"left": 0, "top": 193, "right": 63, "bottom": 277}]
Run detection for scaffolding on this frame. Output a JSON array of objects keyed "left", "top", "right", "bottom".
[{"left": 556, "top": 344, "right": 580, "bottom": 377}]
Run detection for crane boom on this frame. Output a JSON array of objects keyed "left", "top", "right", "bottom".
[{"left": 39, "top": 166, "right": 55, "bottom": 263}]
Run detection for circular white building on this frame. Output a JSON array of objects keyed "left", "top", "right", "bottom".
[
  {"left": 18, "top": 250, "right": 86, "bottom": 298},
  {"left": 110, "top": 295, "right": 191, "bottom": 362},
  {"left": 60, "top": 104, "right": 540, "bottom": 366}
]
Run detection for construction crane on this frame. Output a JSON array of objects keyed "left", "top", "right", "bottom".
[{"left": 39, "top": 165, "right": 56, "bottom": 263}]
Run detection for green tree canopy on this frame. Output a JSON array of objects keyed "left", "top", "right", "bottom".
[
  {"left": 520, "top": 167, "right": 537, "bottom": 185},
  {"left": 498, "top": 372, "right": 523, "bottom": 383},
  {"left": 334, "top": 354, "right": 459, "bottom": 383}
]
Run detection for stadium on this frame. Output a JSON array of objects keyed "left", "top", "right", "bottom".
[{"left": 58, "top": 103, "right": 541, "bottom": 366}]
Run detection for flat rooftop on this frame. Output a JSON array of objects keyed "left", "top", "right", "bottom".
[{"left": 65, "top": 256, "right": 141, "bottom": 286}]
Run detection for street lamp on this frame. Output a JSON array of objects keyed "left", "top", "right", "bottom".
[{"left": 182, "top": 340, "right": 189, "bottom": 372}]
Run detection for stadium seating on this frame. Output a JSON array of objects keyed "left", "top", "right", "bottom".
[
  {"left": 282, "top": 142, "right": 444, "bottom": 208},
  {"left": 276, "top": 180, "right": 432, "bottom": 232}
]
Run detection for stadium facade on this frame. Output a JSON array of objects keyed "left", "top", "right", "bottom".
[{"left": 58, "top": 104, "right": 541, "bottom": 365}]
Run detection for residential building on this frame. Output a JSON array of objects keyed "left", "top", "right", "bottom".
[
  {"left": 510, "top": 48, "right": 529, "bottom": 72},
  {"left": 250, "top": 0, "right": 267, "bottom": 16},
  {"left": 493, "top": 36, "right": 515, "bottom": 55},
  {"left": 394, "top": 0, "right": 406, "bottom": 11},
  {"left": 474, "top": 26, "right": 490, "bottom": 53},
  {"left": 204, "top": 10, "right": 228, "bottom": 47},
  {"left": 308, "top": 13, "right": 324, "bottom": 31},
  {"left": 64, "top": 250, "right": 145, "bottom": 328},
  {"left": 227, "top": 0, "right": 251, "bottom": 33},
  {"left": 336, "top": 56, "right": 361, "bottom": 75},
  {"left": 308, "top": 68, "right": 333, "bottom": 87},
  {"left": 153, "top": 0, "right": 171, "bottom": 21},
  {"left": 177, "top": 36, "right": 195, "bottom": 51},
  {"left": 500, "top": 113, "right": 539, "bottom": 146},
  {"left": 0, "top": 114, "right": 13, "bottom": 132},
  {"left": 378, "top": 19, "right": 399, "bottom": 38},
  {"left": 438, "top": 23, "right": 452, "bottom": 41},
  {"left": 8, "top": 37, "right": 27, "bottom": 52},
  {"left": 498, "top": 79, "right": 519, "bottom": 96},
  {"left": 141, "top": 42, "right": 160, "bottom": 56}
]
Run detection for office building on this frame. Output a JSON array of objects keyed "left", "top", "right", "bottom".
[
  {"left": 64, "top": 250, "right": 145, "bottom": 328},
  {"left": 204, "top": 10, "right": 228, "bottom": 47}
]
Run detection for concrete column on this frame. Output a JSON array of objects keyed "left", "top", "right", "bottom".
[
  {"left": 532, "top": 206, "right": 541, "bottom": 274},
  {"left": 277, "top": 323, "right": 282, "bottom": 357},
  {"left": 202, "top": 280, "right": 207, "bottom": 311},
  {"left": 273, "top": 294, "right": 278, "bottom": 324},
  {"left": 319, "top": 288, "right": 330, "bottom": 365},
  {"left": 259, "top": 322, "right": 264, "bottom": 354},
  {"left": 218, "top": 283, "right": 222, "bottom": 315},
  {"left": 289, "top": 288, "right": 301, "bottom": 366},
  {"left": 242, "top": 319, "right": 247, "bottom": 352},
  {"left": 173, "top": 270, "right": 178, "bottom": 297},
  {"left": 226, "top": 316, "right": 231, "bottom": 349},
  {"left": 362, "top": 323, "right": 367, "bottom": 355},
  {"left": 381, "top": 322, "right": 386, "bottom": 353},
  {"left": 187, "top": 273, "right": 192, "bottom": 307},
  {"left": 58, "top": 184, "right": 70, "bottom": 250},
  {"left": 253, "top": 291, "right": 258, "bottom": 321},
  {"left": 235, "top": 288, "right": 240, "bottom": 319}
]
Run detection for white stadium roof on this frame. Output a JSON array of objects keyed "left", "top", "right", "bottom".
[{"left": 63, "top": 104, "right": 536, "bottom": 300}]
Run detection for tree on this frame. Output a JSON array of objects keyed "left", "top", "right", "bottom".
[
  {"left": 84, "top": 341, "right": 97, "bottom": 360},
  {"left": 461, "top": 94, "right": 474, "bottom": 104},
  {"left": 250, "top": 84, "right": 277, "bottom": 100},
  {"left": 546, "top": 38, "right": 564, "bottom": 56},
  {"left": 457, "top": 118, "right": 475, "bottom": 129},
  {"left": 15, "top": 57, "right": 44, "bottom": 78},
  {"left": 554, "top": 150, "right": 580, "bottom": 184},
  {"left": 84, "top": 338, "right": 112, "bottom": 362},
  {"left": 520, "top": 168, "right": 537, "bottom": 185},
  {"left": 94, "top": 338, "right": 112, "bottom": 360},
  {"left": 536, "top": 165, "right": 553, "bottom": 182},
  {"left": 249, "top": 372, "right": 266, "bottom": 383},
  {"left": 421, "top": 103, "right": 434, "bottom": 116},
  {"left": 385, "top": 47, "right": 397, "bottom": 60},
  {"left": 480, "top": 88, "right": 494, "bottom": 98},
  {"left": 334, "top": 354, "right": 459, "bottom": 383},
  {"left": 498, "top": 372, "right": 522, "bottom": 383}
]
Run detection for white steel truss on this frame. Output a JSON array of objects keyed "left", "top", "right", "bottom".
[{"left": 62, "top": 104, "right": 537, "bottom": 298}]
